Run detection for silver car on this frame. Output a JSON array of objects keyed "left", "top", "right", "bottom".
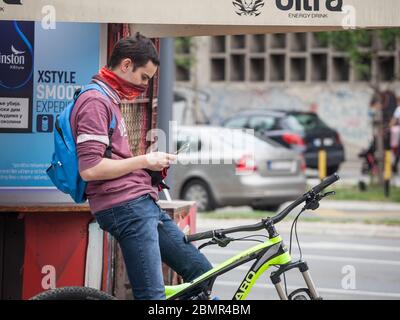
[{"left": 170, "top": 126, "right": 307, "bottom": 212}]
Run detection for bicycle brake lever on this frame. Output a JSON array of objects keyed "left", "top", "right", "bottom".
[
  {"left": 322, "top": 191, "right": 336, "bottom": 198},
  {"left": 214, "top": 235, "right": 234, "bottom": 247},
  {"left": 198, "top": 236, "right": 233, "bottom": 250},
  {"left": 198, "top": 240, "right": 216, "bottom": 251}
]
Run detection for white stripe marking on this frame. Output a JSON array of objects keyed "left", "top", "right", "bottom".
[
  {"left": 77, "top": 134, "right": 109, "bottom": 145},
  {"left": 201, "top": 241, "right": 400, "bottom": 254},
  {"left": 209, "top": 252, "right": 400, "bottom": 270},
  {"left": 301, "top": 242, "right": 400, "bottom": 253},
  {"left": 214, "top": 281, "right": 400, "bottom": 298},
  {"left": 304, "top": 254, "right": 400, "bottom": 266}
]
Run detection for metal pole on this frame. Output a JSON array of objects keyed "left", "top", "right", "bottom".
[
  {"left": 318, "top": 149, "right": 327, "bottom": 181},
  {"left": 158, "top": 37, "right": 175, "bottom": 197}
]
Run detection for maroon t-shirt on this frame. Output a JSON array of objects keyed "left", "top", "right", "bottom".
[{"left": 70, "top": 87, "right": 158, "bottom": 214}]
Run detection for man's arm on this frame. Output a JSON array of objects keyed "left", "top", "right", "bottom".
[
  {"left": 80, "top": 155, "right": 146, "bottom": 181},
  {"left": 74, "top": 95, "right": 176, "bottom": 182},
  {"left": 80, "top": 152, "right": 176, "bottom": 182}
]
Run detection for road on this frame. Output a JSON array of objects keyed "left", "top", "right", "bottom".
[{"left": 195, "top": 222, "right": 400, "bottom": 300}]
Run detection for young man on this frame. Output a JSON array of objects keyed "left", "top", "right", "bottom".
[{"left": 71, "top": 33, "right": 212, "bottom": 299}]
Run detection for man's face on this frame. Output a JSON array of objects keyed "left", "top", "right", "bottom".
[{"left": 118, "top": 58, "right": 158, "bottom": 87}]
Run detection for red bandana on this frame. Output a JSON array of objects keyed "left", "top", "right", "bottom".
[{"left": 96, "top": 67, "right": 147, "bottom": 101}]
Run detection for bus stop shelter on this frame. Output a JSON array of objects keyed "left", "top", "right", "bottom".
[{"left": 0, "top": 0, "right": 399, "bottom": 300}]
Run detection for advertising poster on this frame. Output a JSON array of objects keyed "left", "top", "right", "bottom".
[{"left": 0, "top": 21, "right": 100, "bottom": 188}]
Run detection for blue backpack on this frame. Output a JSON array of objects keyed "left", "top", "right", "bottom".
[{"left": 47, "top": 83, "right": 116, "bottom": 203}]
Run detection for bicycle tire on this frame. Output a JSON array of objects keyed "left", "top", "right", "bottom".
[
  {"left": 29, "top": 286, "right": 117, "bottom": 300},
  {"left": 288, "top": 288, "right": 313, "bottom": 300}
]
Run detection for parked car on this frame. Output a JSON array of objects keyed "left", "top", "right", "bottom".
[
  {"left": 222, "top": 110, "right": 345, "bottom": 175},
  {"left": 170, "top": 126, "right": 307, "bottom": 212}
]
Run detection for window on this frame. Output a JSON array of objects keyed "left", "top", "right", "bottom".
[
  {"left": 174, "top": 93, "right": 186, "bottom": 102},
  {"left": 248, "top": 116, "right": 279, "bottom": 132},
  {"left": 223, "top": 116, "right": 248, "bottom": 129},
  {"left": 285, "top": 114, "right": 329, "bottom": 131}
]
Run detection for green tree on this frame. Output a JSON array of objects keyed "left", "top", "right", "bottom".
[
  {"left": 174, "top": 37, "right": 193, "bottom": 77},
  {"left": 317, "top": 29, "right": 400, "bottom": 86}
]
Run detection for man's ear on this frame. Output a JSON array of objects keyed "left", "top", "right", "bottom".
[{"left": 120, "top": 58, "right": 131, "bottom": 73}]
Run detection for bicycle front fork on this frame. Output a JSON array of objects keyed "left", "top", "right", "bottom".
[{"left": 270, "top": 261, "right": 322, "bottom": 300}]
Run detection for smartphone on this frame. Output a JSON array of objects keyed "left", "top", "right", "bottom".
[{"left": 175, "top": 141, "right": 190, "bottom": 154}]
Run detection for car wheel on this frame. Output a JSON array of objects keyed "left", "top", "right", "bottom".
[
  {"left": 327, "top": 165, "right": 340, "bottom": 176},
  {"left": 181, "top": 179, "right": 216, "bottom": 212},
  {"left": 251, "top": 204, "right": 281, "bottom": 212}
]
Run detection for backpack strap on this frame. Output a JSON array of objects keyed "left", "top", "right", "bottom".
[
  {"left": 74, "top": 83, "right": 117, "bottom": 159},
  {"left": 104, "top": 113, "right": 116, "bottom": 159},
  {"left": 74, "top": 83, "right": 106, "bottom": 100}
]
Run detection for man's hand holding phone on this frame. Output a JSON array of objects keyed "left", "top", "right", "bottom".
[{"left": 144, "top": 152, "right": 176, "bottom": 171}]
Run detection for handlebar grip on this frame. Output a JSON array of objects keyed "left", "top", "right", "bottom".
[
  {"left": 184, "top": 230, "right": 216, "bottom": 243},
  {"left": 311, "top": 173, "right": 340, "bottom": 194}
]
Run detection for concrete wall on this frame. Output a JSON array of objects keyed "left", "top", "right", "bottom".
[{"left": 176, "top": 83, "right": 400, "bottom": 160}]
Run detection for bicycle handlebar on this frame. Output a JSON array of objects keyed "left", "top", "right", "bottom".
[
  {"left": 185, "top": 173, "right": 340, "bottom": 243},
  {"left": 185, "top": 222, "right": 266, "bottom": 242},
  {"left": 269, "top": 173, "right": 339, "bottom": 224},
  {"left": 310, "top": 173, "right": 340, "bottom": 195}
]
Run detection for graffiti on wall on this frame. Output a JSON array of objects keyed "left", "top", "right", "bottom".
[{"left": 185, "top": 84, "right": 390, "bottom": 158}]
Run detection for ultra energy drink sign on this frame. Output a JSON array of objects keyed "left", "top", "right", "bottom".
[{"left": 0, "top": 21, "right": 100, "bottom": 187}]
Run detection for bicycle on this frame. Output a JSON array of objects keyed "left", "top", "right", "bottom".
[{"left": 31, "top": 173, "right": 340, "bottom": 300}]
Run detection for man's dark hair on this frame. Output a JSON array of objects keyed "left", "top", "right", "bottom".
[{"left": 107, "top": 32, "right": 160, "bottom": 70}]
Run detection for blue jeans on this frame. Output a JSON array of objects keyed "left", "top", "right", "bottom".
[{"left": 94, "top": 193, "right": 213, "bottom": 300}]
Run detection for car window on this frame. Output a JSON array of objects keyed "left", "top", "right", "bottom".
[
  {"left": 248, "top": 116, "right": 279, "bottom": 132},
  {"left": 224, "top": 116, "right": 248, "bottom": 129},
  {"left": 174, "top": 93, "right": 186, "bottom": 102},
  {"left": 287, "top": 114, "right": 329, "bottom": 130},
  {"left": 281, "top": 116, "right": 303, "bottom": 132}
]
